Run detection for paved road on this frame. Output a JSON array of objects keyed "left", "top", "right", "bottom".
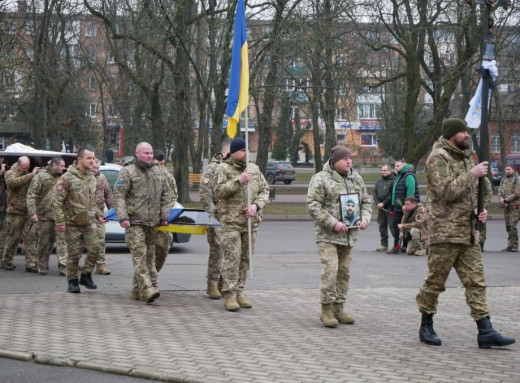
[{"left": 0, "top": 221, "right": 519, "bottom": 382}]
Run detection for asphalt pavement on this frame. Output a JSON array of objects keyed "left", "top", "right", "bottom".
[{"left": 0, "top": 219, "right": 519, "bottom": 382}]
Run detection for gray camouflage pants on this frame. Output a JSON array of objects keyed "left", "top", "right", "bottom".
[
  {"left": 504, "top": 205, "right": 519, "bottom": 250},
  {"left": 416, "top": 243, "right": 489, "bottom": 321},
  {"left": 2, "top": 214, "right": 37, "bottom": 268},
  {"left": 317, "top": 242, "right": 352, "bottom": 304},
  {"left": 65, "top": 223, "right": 99, "bottom": 280},
  {"left": 155, "top": 231, "right": 173, "bottom": 273},
  {"left": 206, "top": 226, "right": 223, "bottom": 285},
  {"left": 126, "top": 225, "right": 158, "bottom": 295},
  {"left": 221, "top": 229, "right": 257, "bottom": 298}
]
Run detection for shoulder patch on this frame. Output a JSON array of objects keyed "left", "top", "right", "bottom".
[
  {"left": 437, "top": 159, "right": 448, "bottom": 177},
  {"left": 56, "top": 183, "right": 63, "bottom": 192},
  {"left": 202, "top": 175, "right": 211, "bottom": 184},
  {"left": 115, "top": 179, "right": 123, "bottom": 187}
]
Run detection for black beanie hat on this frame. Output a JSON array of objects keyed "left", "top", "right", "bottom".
[
  {"left": 442, "top": 118, "right": 467, "bottom": 139},
  {"left": 330, "top": 145, "right": 352, "bottom": 164},
  {"left": 230, "top": 138, "right": 246, "bottom": 154}
]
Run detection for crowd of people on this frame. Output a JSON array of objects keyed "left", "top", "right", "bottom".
[{"left": 0, "top": 124, "right": 516, "bottom": 349}]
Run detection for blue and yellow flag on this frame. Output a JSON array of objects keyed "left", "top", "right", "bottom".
[{"left": 225, "top": 0, "right": 249, "bottom": 139}]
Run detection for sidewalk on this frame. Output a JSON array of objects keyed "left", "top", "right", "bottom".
[{"left": 0, "top": 287, "right": 519, "bottom": 382}]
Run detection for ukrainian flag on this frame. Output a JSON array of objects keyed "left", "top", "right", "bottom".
[{"left": 225, "top": 0, "right": 249, "bottom": 139}]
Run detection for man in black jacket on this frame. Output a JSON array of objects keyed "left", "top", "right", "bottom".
[{"left": 373, "top": 164, "right": 396, "bottom": 252}]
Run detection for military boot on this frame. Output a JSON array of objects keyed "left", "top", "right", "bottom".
[
  {"left": 237, "top": 296, "right": 252, "bottom": 308},
  {"left": 79, "top": 273, "right": 97, "bottom": 289},
  {"left": 224, "top": 296, "right": 240, "bottom": 312},
  {"left": 419, "top": 313, "right": 441, "bottom": 346},
  {"left": 476, "top": 316, "right": 516, "bottom": 349},
  {"left": 320, "top": 303, "right": 339, "bottom": 328},
  {"left": 67, "top": 279, "right": 81, "bottom": 293},
  {"left": 207, "top": 283, "right": 222, "bottom": 299},
  {"left": 332, "top": 303, "right": 355, "bottom": 324},
  {"left": 95, "top": 264, "right": 111, "bottom": 275},
  {"left": 130, "top": 289, "right": 142, "bottom": 301},
  {"left": 144, "top": 287, "right": 160, "bottom": 303}
]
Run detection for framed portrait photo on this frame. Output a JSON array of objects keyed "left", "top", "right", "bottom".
[{"left": 339, "top": 193, "right": 361, "bottom": 228}]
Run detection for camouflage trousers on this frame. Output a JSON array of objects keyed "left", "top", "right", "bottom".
[
  {"left": 2, "top": 214, "right": 38, "bottom": 268},
  {"left": 155, "top": 231, "right": 173, "bottom": 273},
  {"left": 55, "top": 230, "right": 68, "bottom": 268},
  {"left": 479, "top": 224, "right": 487, "bottom": 246},
  {"left": 0, "top": 212, "right": 6, "bottom": 268},
  {"left": 317, "top": 242, "right": 353, "bottom": 304},
  {"left": 35, "top": 220, "right": 57, "bottom": 270},
  {"left": 406, "top": 228, "right": 428, "bottom": 256},
  {"left": 377, "top": 209, "right": 395, "bottom": 247},
  {"left": 206, "top": 226, "right": 223, "bottom": 285},
  {"left": 65, "top": 223, "right": 99, "bottom": 280},
  {"left": 416, "top": 243, "right": 489, "bottom": 321},
  {"left": 504, "top": 205, "right": 519, "bottom": 250},
  {"left": 126, "top": 225, "right": 158, "bottom": 295},
  {"left": 221, "top": 229, "right": 257, "bottom": 298},
  {"left": 95, "top": 221, "right": 107, "bottom": 266}
]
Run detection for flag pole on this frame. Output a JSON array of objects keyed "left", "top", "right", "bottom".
[{"left": 245, "top": 102, "right": 253, "bottom": 279}]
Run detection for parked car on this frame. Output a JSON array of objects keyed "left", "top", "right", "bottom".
[
  {"left": 490, "top": 166, "right": 502, "bottom": 186},
  {"left": 489, "top": 154, "right": 520, "bottom": 174},
  {"left": 266, "top": 161, "right": 296, "bottom": 185},
  {"left": 100, "top": 164, "right": 190, "bottom": 246}
]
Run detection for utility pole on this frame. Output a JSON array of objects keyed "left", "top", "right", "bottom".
[{"left": 469, "top": 0, "right": 510, "bottom": 229}]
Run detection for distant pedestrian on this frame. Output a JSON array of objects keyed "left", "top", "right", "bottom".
[
  {"left": 26, "top": 156, "right": 67, "bottom": 275},
  {"left": 153, "top": 149, "right": 178, "bottom": 274},
  {"left": 307, "top": 145, "right": 372, "bottom": 328},
  {"left": 416, "top": 117, "right": 515, "bottom": 349},
  {"left": 397, "top": 197, "right": 428, "bottom": 256},
  {"left": 387, "top": 159, "right": 420, "bottom": 254},
  {"left": 92, "top": 158, "right": 114, "bottom": 275},
  {"left": 498, "top": 165, "right": 520, "bottom": 252},
  {"left": 52, "top": 148, "right": 104, "bottom": 293},
  {"left": 113, "top": 142, "right": 171, "bottom": 303},
  {"left": 199, "top": 143, "right": 230, "bottom": 299},
  {"left": 213, "top": 138, "right": 269, "bottom": 311},
  {"left": 2, "top": 156, "right": 40, "bottom": 271},
  {"left": 106, "top": 147, "right": 114, "bottom": 163},
  {"left": 373, "top": 164, "right": 396, "bottom": 252}
]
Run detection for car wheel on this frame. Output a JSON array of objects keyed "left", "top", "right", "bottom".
[
  {"left": 266, "top": 174, "right": 275, "bottom": 184},
  {"left": 283, "top": 180, "right": 292, "bottom": 185}
]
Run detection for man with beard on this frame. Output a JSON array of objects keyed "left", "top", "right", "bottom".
[
  {"left": 498, "top": 165, "right": 520, "bottom": 252},
  {"left": 416, "top": 118, "right": 515, "bottom": 349}
]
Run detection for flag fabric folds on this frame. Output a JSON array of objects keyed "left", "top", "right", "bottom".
[{"left": 225, "top": 0, "right": 249, "bottom": 139}]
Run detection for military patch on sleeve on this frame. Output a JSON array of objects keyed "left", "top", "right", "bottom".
[
  {"left": 202, "top": 174, "right": 211, "bottom": 184},
  {"left": 437, "top": 160, "right": 448, "bottom": 177},
  {"left": 56, "top": 183, "right": 63, "bottom": 192},
  {"left": 115, "top": 179, "right": 124, "bottom": 187}
]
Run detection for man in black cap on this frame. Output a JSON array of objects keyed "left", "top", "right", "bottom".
[
  {"left": 213, "top": 137, "right": 269, "bottom": 311},
  {"left": 416, "top": 117, "right": 515, "bottom": 349}
]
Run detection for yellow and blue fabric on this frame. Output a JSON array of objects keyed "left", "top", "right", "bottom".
[{"left": 225, "top": 0, "right": 249, "bottom": 139}]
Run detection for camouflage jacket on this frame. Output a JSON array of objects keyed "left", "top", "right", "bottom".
[
  {"left": 199, "top": 154, "right": 223, "bottom": 217},
  {"left": 426, "top": 137, "right": 479, "bottom": 246},
  {"left": 0, "top": 168, "right": 7, "bottom": 212},
  {"left": 27, "top": 166, "right": 61, "bottom": 221},
  {"left": 52, "top": 162, "right": 101, "bottom": 226},
  {"left": 94, "top": 172, "right": 114, "bottom": 212},
  {"left": 113, "top": 160, "right": 170, "bottom": 226},
  {"left": 161, "top": 166, "right": 178, "bottom": 208},
  {"left": 498, "top": 171, "right": 520, "bottom": 205},
  {"left": 484, "top": 176, "right": 492, "bottom": 209},
  {"left": 213, "top": 157, "right": 269, "bottom": 231},
  {"left": 5, "top": 163, "right": 35, "bottom": 215},
  {"left": 307, "top": 161, "right": 372, "bottom": 247},
  {"left": 400, "top": 202, "right": 429, "bottom": 240}
]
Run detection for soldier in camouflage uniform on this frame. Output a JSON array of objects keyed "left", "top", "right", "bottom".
[
  {"left": 2, "top": 156, "right": 40, "bottom": 271},
  {"left": 26, "top": 156, "right": 66, "bottom": 275},
  {"left": 92, "top": 158, "right": 114, "bottom": 275},
  {"left": 52, "top": 148, "right": 104, "bottom": 293},
  {"left": 307, "top": 145, "right": 372, "bottom": 328},
  {"left": 113, "top": 142, "right": 170, "bottom": 303},
  {"left": 153, "top": 149, "right": 178, "bottom": 273},
  {"left": 199, "top": 143, "right": 230, "bottom": 299},
  {"left": 416, "top": 118, "right": 515, "bottom": 349},
  {"left": 213, "top": 138, "right": 269, "bottom": 311},
  {"left": 498, "top": 165, "right": 520, "bottom": 252},
  {"left": 397, "top": 197, "right": 428, "bottom": 256},
  {"left": 479, "top": 177, "right": 492, "bottom": 252}
]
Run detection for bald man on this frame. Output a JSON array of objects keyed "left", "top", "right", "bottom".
[{"left": 2, "top": 156, "right": 40, "bottom": 271}]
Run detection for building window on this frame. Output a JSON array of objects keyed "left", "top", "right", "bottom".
[
  {"left": 4, "top": 104, "right": 16, "bottom": 117},
  {"left": 86, "top": 49, "right": 97, "bottom": 63},
  {"left": 358, "top": 103, "right": 380, "bottom": 119},
  {"left": 511, "top": 132, "right": 520, "bottom": 153},
  {"left": 336, "top": 108, "right": 347, "bottom": 120},
  {"left": 337, "top": 133, "right": 346, "bottom": 143},
  {"left": 85, "top": 22, "right": 96, "bottom": 37},
  {"left": 338, "top": 84, "right": 347, "bottom": 96},
  {"left": 108, "top": 105, "right": 118, "bottom": 118},
  {"left": 26, "top": 20, "right": 35, "bottom": 35},
  {"left": 5, "top": 21, "right": 16, "bottom": 34},
  {"left": 491, "top": 132, "right": 501, "bottom": 153},
  {"left": 1, "top": 71, "right": 16, "bottom": 88},
  {"left": 108, "top": 54, "right": 116, "bottom": 64},
  {"left": 87, "top": 104, "right": 96, "bottom": 117},
  {"left": 87, "top": 76, "right": 96, "bottom": 90},
  {"left": 284, "top": 78, "right": 295, "bottom": 92},
  {"left": 361, "top": 133, "right": 377, "bottom": 146}
]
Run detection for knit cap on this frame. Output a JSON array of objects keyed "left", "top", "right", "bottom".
[{"left": 330, "top": 145, "right": 352, "bottom": 164}]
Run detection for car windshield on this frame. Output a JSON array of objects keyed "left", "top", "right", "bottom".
[{"left": 278, "top": 163, "right": 292, "bottom": 169}]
